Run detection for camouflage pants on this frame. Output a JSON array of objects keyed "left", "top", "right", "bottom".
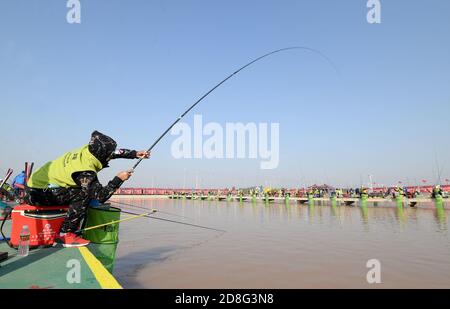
[{"left": 25, "top": 187, "right": 91, "bottom": 233}]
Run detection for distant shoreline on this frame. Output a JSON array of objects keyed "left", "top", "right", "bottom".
[
  {"left": 111, "top": 195, "right": 169, "bottom": 199},
  {"left": 110, "top": 195, "right": 449, "bottom": 209}
]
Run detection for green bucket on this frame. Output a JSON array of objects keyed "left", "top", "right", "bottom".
[
  {"left": 88, "top": 243, "right": 118, "bottom": 273},
  {"left": 82, "top": 205, "right": 121, "bottom": 273},
  {"left": 83, "top": 205, "right": 121, "bottom": 244}
]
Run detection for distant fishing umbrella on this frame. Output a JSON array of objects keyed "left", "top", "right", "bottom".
[{"left": 131, "top": 46, "right": 338, "bottom": 172}]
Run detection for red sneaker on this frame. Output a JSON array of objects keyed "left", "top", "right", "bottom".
[{"left": 54, "top": 233, "right": 90, "bottom": 248}]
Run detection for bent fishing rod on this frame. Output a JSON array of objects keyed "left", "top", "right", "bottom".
[{"left": 131, "top": 46, "right": 337, "bottom": 171}]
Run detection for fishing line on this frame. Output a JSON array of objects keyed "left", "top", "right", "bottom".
[
  {"left": 75, "top": 209, "right": 158, "bottom": 233},
  {"left": 131, "top": 46, "right": 338, "bottom": 171},
  {"left": 121, "top": 209, "right": 226, "bottom": 233},
  {"left": 109, "top": 200, "right": 192, "bottom": 220}
]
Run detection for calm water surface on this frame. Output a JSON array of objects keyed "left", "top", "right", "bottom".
[{"left": 111, "top": 198, "right": 450, "bottom": 288}]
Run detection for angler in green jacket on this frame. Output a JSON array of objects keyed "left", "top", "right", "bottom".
[{"left": 25, "top": 130, "right": 150, "bottom": 247}]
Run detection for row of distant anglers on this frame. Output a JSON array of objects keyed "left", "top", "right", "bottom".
[{"left": 167, "top": 186, "right": 448, "bottom": 208}]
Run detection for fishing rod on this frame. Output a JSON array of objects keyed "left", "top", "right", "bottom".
[
  {"left": 131, "top": 46, "right": 338, "bottom": 171},
  {"left": 0, "top": 168, "right": 13, "bottom": 191},
  {"left": 109, "top": 200, "right": 192, "bottom": 220},
  {"left": 121, "top": 209, "right": 226, "bottom": 233},
  {"left": 434, "top": 150, "right": 444, "bottom": 186},
  {"left": 76, "top": 209, "right": 158, "bottom": 233}
]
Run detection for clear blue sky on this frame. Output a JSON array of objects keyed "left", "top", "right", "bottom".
[{"left": 1, "top": 0, "right": 450, "bottom": 189}]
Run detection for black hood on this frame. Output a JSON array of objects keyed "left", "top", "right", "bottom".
[{"left": 88, "top": 130, "right": 117, "bottom": 167}]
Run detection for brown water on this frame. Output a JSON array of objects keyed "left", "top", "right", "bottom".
[{"left": 111, "top": 198, "right": 450, "bottom": 288}]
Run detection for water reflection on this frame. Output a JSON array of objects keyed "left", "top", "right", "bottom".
[
  {"left": 296, "top": 204, "right": 303, "bottom": 220},
  {"left": 359, "top": 200, "right": 369, "bottom": 231},
  {"left": 395, "top": 200, "right": 407, "bottom": 229},
  {"left": 112, "top": 197, "right": 450, "bottom": 238},
  {"left": 359, "top": 199, "right": 368, "bottom": 218},
  {"left": 330, "top": 199, "right": 338, "bottom": 219},
  {"left": 308, "top": 203, "right": 315, "bottom": 223},
  {"left": 89, "top": 243, "right": 118, "bottom": 273},
  {"left": 434, "top": 201, "right": 448, "bottom": 231},
  {"left": 112, "top": 198, "right": 450, "bottom": 288}
]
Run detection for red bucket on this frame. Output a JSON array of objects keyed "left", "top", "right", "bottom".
[{"left": 10, "top": 204, "right": 69, "bottom": 248}]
